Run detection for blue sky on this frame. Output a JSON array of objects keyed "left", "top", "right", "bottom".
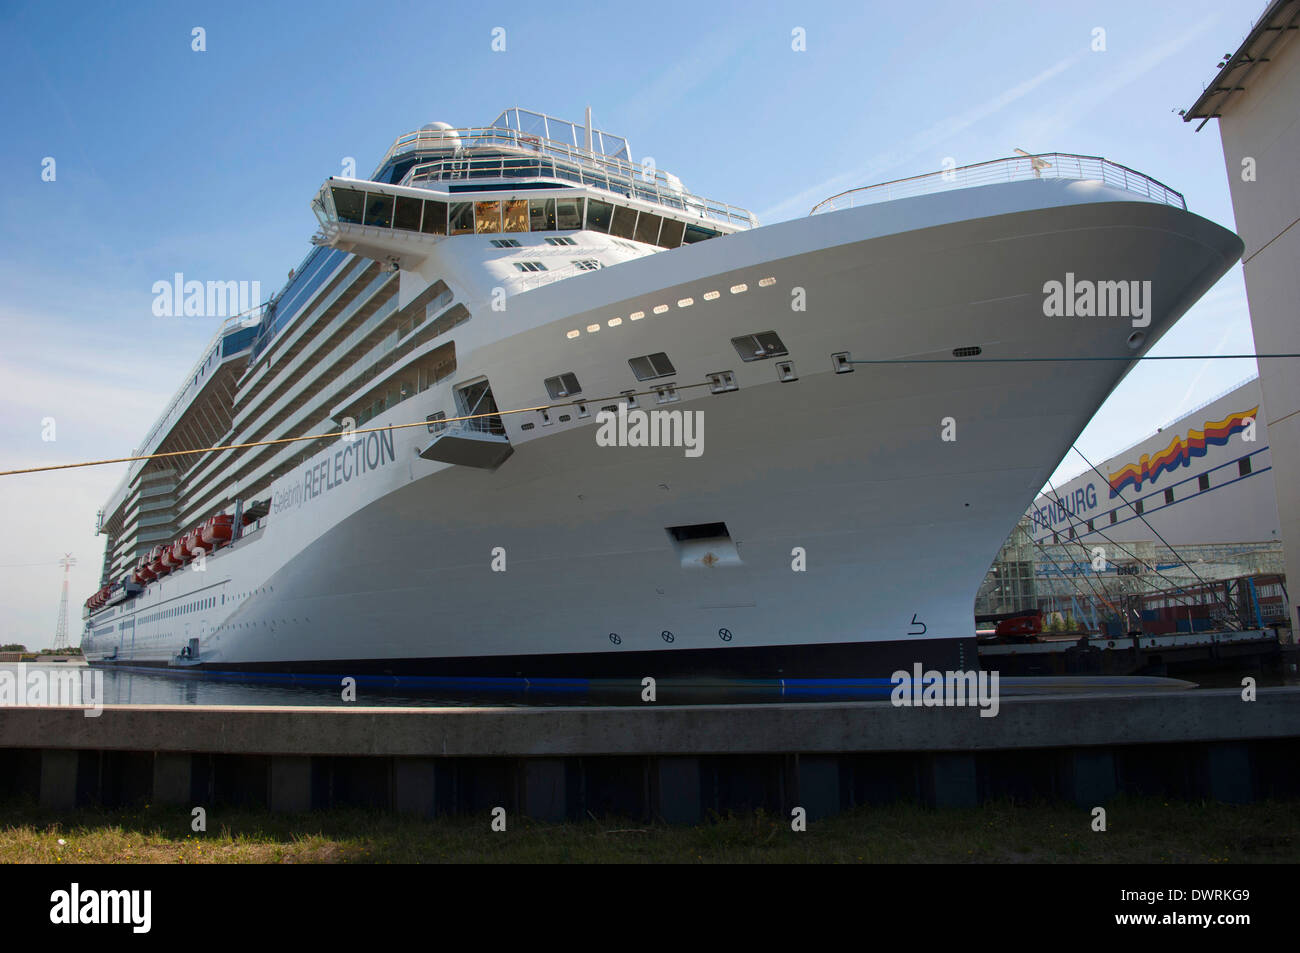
[{"left": 0, "top": 0, "right": 1265, "bottom": 645}]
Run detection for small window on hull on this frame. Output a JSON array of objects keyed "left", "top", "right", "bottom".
[
  {"left": 629, "top": 352, "right": 676, "bottom": 381},
  {"left": 545, "top": 373, "right": 582, "bottom": 399},
  {"left": 731, "top": 331, "right": 788, "bottom": 362}
]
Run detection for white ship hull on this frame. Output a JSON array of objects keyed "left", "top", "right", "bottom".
[{"left": 83, "top": 180, "right": 1242, "bottom": 678}]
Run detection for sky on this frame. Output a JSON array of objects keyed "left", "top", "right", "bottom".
[{"left": 0, "top": 0, "right": 1268, "bottom": 647}]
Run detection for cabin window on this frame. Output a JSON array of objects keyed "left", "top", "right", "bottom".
[
  {"left": 490, "top": 239, "right": 522, "bottom": 248},
  {"left": 731, "top": 331, "right": 788, "bottom": 362},
  {"left": 364, "top": 193, "right": 394, "bottom": 228},
  {"left": 426, "top": 412, "right": 447, "bottom": 434},
  {"left": 1164, "top": 488, "right": 1174, "bottom": 505},
  {"left": 545, "top": 236, "right": 577, "bottom": 246},
  {"left": 1199, "top": 474, "right": 1210, "bottom": 492},
  {"left": 572, "top": 259, "right": 601, "bottom": 271},
  {"left": 628, "top": 352, "right": 676, "bottom": 381},
  {"left": 1239, "top": 457, "right": 1252, "bottom": 476},
  {"left": 1109, "top": 510, "right": 1117, "bottom": 524},
  {"left": 513, "top": 261, "right": 547, "bottom": 272},
  {"left": 1134, "top": 500, "right": 1144, "bottom": 516}
]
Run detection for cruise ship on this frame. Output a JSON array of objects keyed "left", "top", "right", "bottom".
[{"left": 80, "top": 108, "right": 1243, "bottom": 680}]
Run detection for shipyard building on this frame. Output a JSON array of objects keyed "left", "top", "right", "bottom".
[{"left": 977, "top": 377, "right": 1288, "bottom": 634}]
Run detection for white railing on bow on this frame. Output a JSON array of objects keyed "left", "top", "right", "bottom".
[{"left": 810, "top": 154, "right": 1186, "bottom": 215}]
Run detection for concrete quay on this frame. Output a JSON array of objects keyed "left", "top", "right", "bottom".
[{"left": 1, "top": 687, "right": 1297, "bottom": 822}]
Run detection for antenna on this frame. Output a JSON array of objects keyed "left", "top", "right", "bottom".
[
  {"left": 54, "top": 553, "right": 76, "bottom": 652},
  {"left": 1014, "top": 148, "right": 1053, "bottom": 178}
]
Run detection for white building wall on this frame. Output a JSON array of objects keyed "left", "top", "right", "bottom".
[
  {"left": 1027, "top": 378, "right": 1282, "bottom": 549},
  {"left": 1214, "top": 24, "right": 1300, "bottom": 628}
]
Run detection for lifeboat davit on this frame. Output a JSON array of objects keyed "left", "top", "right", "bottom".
[{"left": 201, "top": 514, "right": 234, "bottom": 547}]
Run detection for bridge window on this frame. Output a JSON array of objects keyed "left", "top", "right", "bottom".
[
  {"left": 556, "top": 198, "right": 584, "bottom": 230},
  {"left": 475, "top": 201, "right": 503, "bottom": 234},
  {"left": 572, "top": 260, "right": 601, "bottom": 271},
  {"left": 490, "top": 238, "right": 522, "bottom": 248},
  {"left": 609, "top": 205, "right": 637, "bottom": 239},
  {"left": 364, "top": 193, "right": 394, "bottom": 228},
  {"left": 513, "top": 261, "right": 547, "bottom": 272},
  {"left": 503, "top": 199, "right": 529, "bottom": 232},
  {"left": 546, "top": 236, "right": 576, "bottom": 246},
  {"left": 635, "top": 212, "right": 663, "bottom": 245},
  {"left": 393, "top": 195, "right": 422, "bottom": 231},
  {"left": 449, "top": 202, "right": 475, "bottom": 235},
  {"left": 530, "top": 198, "right": 557, "bottom": 231},
  {"left": 585, "top": 199, "right": 613, "bottom": 233},
  {"left": 658, "top": 219, "right": 685, "bottom": 248},
  {"left": 683, "top": 223, "right": 719, "bottom": 244},
  {"left": 421, "top": 200, "right": 447, "bottom": 235},
  {"left": 333, "top": 188, "right": 365, "bottom": 224}
]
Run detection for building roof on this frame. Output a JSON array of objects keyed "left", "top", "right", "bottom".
[{"left": 1183, "top": 0, "right": 1300, "bottom": 130}]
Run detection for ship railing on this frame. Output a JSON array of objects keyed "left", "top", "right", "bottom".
[
  {"left": 809, "top": 154, "right": 1186, "bottom": 215},
  {"left": 385, "top": 126, "right": 755, "bottom": 229}
]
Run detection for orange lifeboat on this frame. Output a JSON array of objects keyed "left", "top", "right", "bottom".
[
  {"left": 151, "top": 545, "right": 171, "bottom": 576},
  {"left": 201, "top": 514, "right": 234, "bottom": 547},
  {"left": 136, "top": 555, "right": 156, "bottom": 583},
  {"left": 183, "top": 527, "right": 205, "bottom": 558}
]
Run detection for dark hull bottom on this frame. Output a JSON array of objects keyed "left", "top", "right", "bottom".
[{"left": 90, "top": 636, "right": 978, "bottom": 683}]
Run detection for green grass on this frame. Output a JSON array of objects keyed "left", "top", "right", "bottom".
[{"left": 1, "top": 797, "right": 1297, "bottom": 863}]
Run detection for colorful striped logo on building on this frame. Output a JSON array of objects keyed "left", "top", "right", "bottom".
[{"left": 1107, "top": 406, "right": 1259, "bottom": 497}]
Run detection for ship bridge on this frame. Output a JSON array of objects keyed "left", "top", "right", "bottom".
[{"left": 310, "top": 108, "right": 755, "bottom": 271}]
